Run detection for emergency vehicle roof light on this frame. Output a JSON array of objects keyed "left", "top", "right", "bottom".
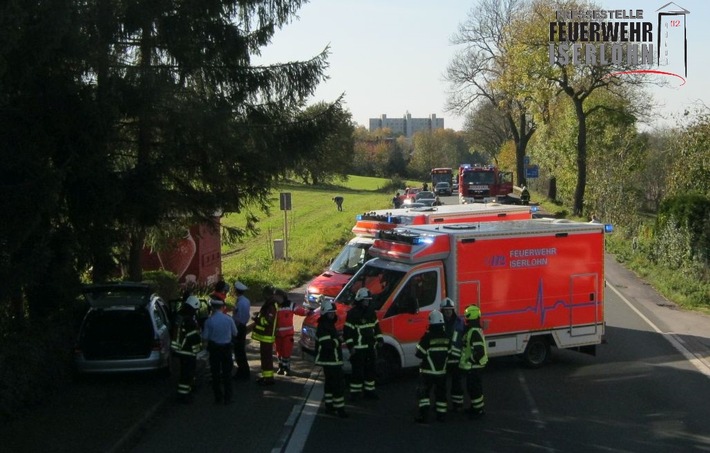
[
  {"left": 530, "top": 206, "right": 539, "bottom": 213},
  {"left": 378, "top": 229, "right": 433, "bottom": 245},
  {"left": 356, "top": 213, "right": 402, "bottom": 224},
  {"left": 604, "top": 224, "right": 614, "bottom": 233}
]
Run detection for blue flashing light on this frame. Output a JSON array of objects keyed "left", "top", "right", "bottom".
[
  {"left": 412, "top": 237, "right": 434, "bottom": 245},
  {"left": 530, "top": 206, "right": 539, "bottom": 213},
  {"left": 604, "top": 224, "right": 614, "bottom": 233},
  {"left": 356, "top": 214, "right": 363, "bottom": 221}
]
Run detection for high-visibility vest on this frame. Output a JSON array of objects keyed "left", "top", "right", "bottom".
[
  {"left": 171, "top": 318, "right": 202, "bottom": 357},
  {"left": 459, "top": 327, "right": 488, "bottom": 370},
  {"left": 252, "top": 302, "right": 278, "bottom": 343}
]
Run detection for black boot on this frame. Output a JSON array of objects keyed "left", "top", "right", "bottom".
[
  {"left": 337, "top": 407, "right": 349, "bottom": 418},
  {"left": 325, "top": 403, "right": 336, "bottom": 415}
]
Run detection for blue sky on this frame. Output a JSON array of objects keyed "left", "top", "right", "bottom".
[{"left": 256, "top": 0, "right": 707, "bottom": 131}]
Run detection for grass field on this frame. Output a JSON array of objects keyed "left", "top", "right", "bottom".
[{"left": 219, "top": 176, "right": 417, "bottom": 298}]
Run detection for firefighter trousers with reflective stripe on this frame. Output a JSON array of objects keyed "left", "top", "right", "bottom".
[
  {"left": 323, "top": 365, "right": 346, "bottom": 409},
  {"left": 417, "top": 373, "right": 447, "bottom": 414},
  {"left": 349, "top": 347, "right": 377, "bottom": 394},
  {"left": 177, "top": 354, "right": 197, "bottom": 396},
  {"left": 447, "top": 363, "right": 464, "bottom": 408},
  {"left": 259, "top": 341, "right": 275, "bottom": 380},
  {"left": 465, "top": 368, "right": 485, "bottom": 413}
]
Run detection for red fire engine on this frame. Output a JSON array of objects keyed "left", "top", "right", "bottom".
[
  {"left": 301, "top": 218, "right": 610, "bottom": 378},
  {"left": 458, "top": 164, "right": 513, "bottom": 203}
]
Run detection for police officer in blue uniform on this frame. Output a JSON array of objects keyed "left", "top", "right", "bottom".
[{"left": 202, "top": 293, "right": 238, "bottom": 404}]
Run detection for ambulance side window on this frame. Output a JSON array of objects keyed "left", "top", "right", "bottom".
[{"left": 385, "top": 270, "right": 438, "bottom": 317}]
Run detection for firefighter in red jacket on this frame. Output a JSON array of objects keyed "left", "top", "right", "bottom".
[
  {"left": 344, "top": 287, "right": 383, "bottom": 400},
  {"left": 274, "top": 288, "right": 311, "bottom": 376},
  {"left": 252, "top": 285, "right": 279, "bottom": 386},
  {"left": 170, "top": 295, "right": 202, "bottom": 403}
]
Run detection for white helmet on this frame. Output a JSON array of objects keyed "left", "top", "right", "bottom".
[
  {"left": 321, "top": 298, "right": 336, "bottom": 314},
  {"left": 428, "top": 310, "right": 444, "bottom": 325},
  {"left": 440, "top": 297, "right": 455, "bottom": 310},
  {"left": 354, "top": 287, "right": 372, "bottom": 302},
  {"left": 184, "top": 296, "right": 200, "bottom": 310}
]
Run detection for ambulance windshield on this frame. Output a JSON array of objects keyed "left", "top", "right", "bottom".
[
  {"left": 336, "top": 263, "right": 405, "bottom": 311},
  {"left": 328, "top": 242, "right": 373, "bottom": 275}
]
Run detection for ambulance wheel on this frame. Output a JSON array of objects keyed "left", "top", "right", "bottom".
[
  {"left": 376, "top": 346, "right": 401, "bottom": 384},
  {"left": 521, "top": 337, "right": 550, "bottom": 368}
]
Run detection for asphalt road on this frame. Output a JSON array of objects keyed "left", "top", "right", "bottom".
[{"left": 4, "top": 255, "right": 710, "bottom": 453}]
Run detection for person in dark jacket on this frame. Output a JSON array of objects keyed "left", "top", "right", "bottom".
[
  {"left": 343, "top": 287, "right": 383, "bottom": 400},
  {"left": 441, "top": 297, "right": 465, "bottom": 411},
  {"left": 171, "top": 295, "right": 202, "bottom": 403},
  {"left": 414, "top": 310, "right": 451, "bottom": 423},
  {"left": 315, "top": 297, "right": 348, "bottom": 418}
]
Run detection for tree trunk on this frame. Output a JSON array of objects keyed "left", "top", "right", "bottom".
[
  {"left": 572, "top": 98, "right": 587, "bottom": 217},
  {"left": 548, "top": 176, "right": 557, "bottom": 201},
  {"left": 128, "top": 228, "right": 146, "bottom": 282},
  {"left": 516, "top": 112, "right": 528, "bottom": 187}
]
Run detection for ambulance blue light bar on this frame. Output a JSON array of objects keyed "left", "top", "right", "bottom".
[
  {"left": 604, "top": 224, "right": 614, "bottom": 233},
  {"left": 378, "top": 229, "right": 434, "bottom": 245},
  {"left": 356, "top": 213, "right": 403, "bottom": 224}
]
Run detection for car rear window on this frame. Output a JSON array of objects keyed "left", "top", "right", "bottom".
[{"left": 80, "top": 308, "right": 155, "bottom": 358}]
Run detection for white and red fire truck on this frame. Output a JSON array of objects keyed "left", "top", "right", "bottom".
[
  {"left": 302, "top": 203, "right": 535, "bottom": 309},
  {"left": 300, "top": 219, "right": 610, "bottom": 379}
]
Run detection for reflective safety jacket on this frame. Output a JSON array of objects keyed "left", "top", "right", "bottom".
[
  {"left": 315, "top": 315, "right": 343, "bottom": 367},
  {"left": 252, "top": 301, "right": 278, "bottom": 344},
  {"left": 459, "top": 325, "right": 488, "bottom": 371},
  {"left": 171, "top": 315, "right": 202, "bottom": 357},
  {"left": 444, "top": 314, "right": 465, "bottom": 366},
  {"left": 276, "top": 299, "right": 310, "bottom": 338},
  {"left": 343, "top": 304, "right": 383, "bottom": 351},
  {"left": 415, "top": 325, "right": 451, "bottom": 375}
]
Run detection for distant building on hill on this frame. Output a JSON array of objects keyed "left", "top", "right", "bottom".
[{"left": 369, "top": 112, "right": 444, "bottom": 138}]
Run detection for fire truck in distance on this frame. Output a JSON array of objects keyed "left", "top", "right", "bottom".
[
  {"left": 458, "top": 163, "right": 514, "bottom": 203},
  {"left": 302, "top": 218, "right": 611, "bottom": 380},
  {"left": 301, "top": 203, "right": 536, "bottom": 310}
]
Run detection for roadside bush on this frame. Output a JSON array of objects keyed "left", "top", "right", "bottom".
[
  {"left": 142, "top": 270, "right": 180, "bottom": 301},
  {"left": 0, "top": 302, "right": 82, "bottom": 421},
  {"left": 656, "top": 194, "right": 710, "bottom": 265},
  {"left": 379, "top": 176, "right": 406, "bottom": 193}
]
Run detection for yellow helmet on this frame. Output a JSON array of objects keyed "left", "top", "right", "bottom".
[{"left": 464, "top": 305, "right": 481, "bottom": 321}]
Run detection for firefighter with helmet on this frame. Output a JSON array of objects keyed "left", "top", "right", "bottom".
[
  {"left": 315, "top": 296, "right": 348, "bottom": 418},
  {"left": 441, "top": 297, "right": 465, "bottom": 411},
  {"left": 460, "top": 304, "right": 488, "bottom": 419},
  {"left": 171, "top": 295, "right": 202, "bottom": 403},
  {"left": 414, "top": 310, "right": 451, "bottom": 423},
  {"left": 343, "top": 287, "right": 383, "bottom": 400}
]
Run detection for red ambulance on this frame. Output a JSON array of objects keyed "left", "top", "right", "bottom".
[
  {"left": 302, "top": 203, "right": 535, "bottom": 309},
  {"left": 301, "top": 219, "right": 610, "bottom": 379}
]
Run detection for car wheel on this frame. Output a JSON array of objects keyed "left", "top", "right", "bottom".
[
  {"left": 520, "top": 336, "right": 551, "bottom": 368},
  {"left": 375, "top": 346, "right": 402, "bottom": 384}
]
